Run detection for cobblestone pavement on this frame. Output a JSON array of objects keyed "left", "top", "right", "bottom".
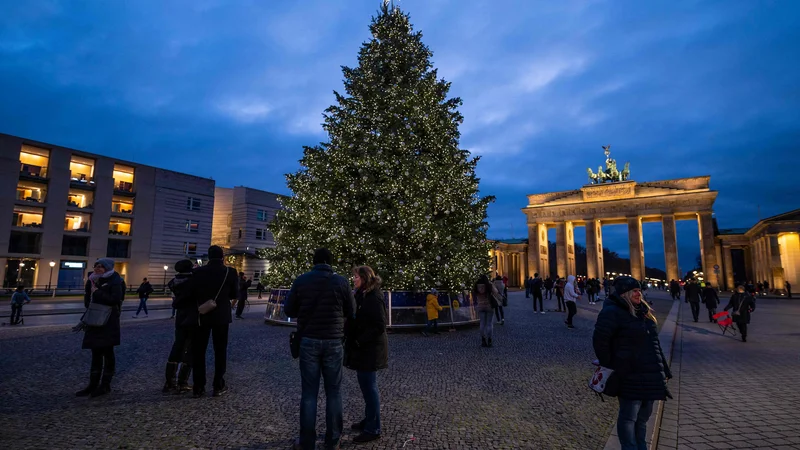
[
  {"left": 656, "top": 298, "right": 800, "bottom": 450},
  {"left": 0, "top": 291, "right": 671, "bottom": 450}
]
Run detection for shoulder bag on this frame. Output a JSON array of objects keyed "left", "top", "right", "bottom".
[
  {"left": 81, "top": 285, "right": 113, "bottom": 328},
  {"left": 199, "top": 268, "right": 229, "bottom": 315},
  {"left": 732, "top": 294, "right": 747, "bottom": 317},
  {"left": 290, "top": 274, "right": 332, "bottom": 359}
]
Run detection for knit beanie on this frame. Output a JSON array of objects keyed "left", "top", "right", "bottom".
[
  {"left": 613, "top": 276, "right": 641, "bottom": 296},
  {"left": 94, "top": 258, "right": 115, "bottom": 272},
  {"left": 174, "top": 259, "right": 194, "bottom": 274}
]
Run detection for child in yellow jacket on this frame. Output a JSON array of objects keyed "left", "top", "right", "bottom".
[{"left": 423, "top": 289, "right": 443, "bottom": 336}]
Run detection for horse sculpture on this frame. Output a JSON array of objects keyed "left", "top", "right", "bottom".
[
  {"left": 621, "top": 162, "right": 630, "bottom": 181},
  {"left": 586, "top": 146, "right": 631, "bottom": 183}
]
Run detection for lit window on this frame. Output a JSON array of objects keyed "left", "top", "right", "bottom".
[
  {"left": 183, "top": 242, "right": 198, "bottom": 255},
  {"left": 187, "top": 197, "right": 201, "bottom": 211},
  {"left": 255, "top": 228, "right": 268, "bottom": 240},
  {"left": 185, "top": 220, "right": 199, "bottom": 233}
]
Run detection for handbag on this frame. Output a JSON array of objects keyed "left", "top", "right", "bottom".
[
  {"left": 81, "top": 294, "right": 113, "bottom": 327},
  {"left": 290, "top": 274, "right": 332, "bottom": 359},
  {"left": 732, "top": 294, "right": 748, "bottom": 317},
  {"left": 589, "top": 364, "right": 615, "bottom": 394},
  {"left": 198, "top": 268, "right": 229, "bottom": 315}
]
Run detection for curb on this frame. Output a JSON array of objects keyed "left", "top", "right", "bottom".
[{"left": 602, "top": 299, "right": 681, "bottom": 450}]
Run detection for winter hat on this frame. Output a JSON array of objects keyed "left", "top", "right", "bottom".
[
  {"left": 174, "top": 259, "right": 194, "bottom": 274},
  {"left": 208, "top": 245, "right": 224, "bottom": 260},
  {"left": 94, "top": 258, "right": 114, "bottom": 272},
  {"left": 613, "top": 276, "right": 641, "bottom": 297}
]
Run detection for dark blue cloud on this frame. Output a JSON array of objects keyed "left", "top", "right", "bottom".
[{"left": 1, "top": 0, "right": 798, "bottom": 273}]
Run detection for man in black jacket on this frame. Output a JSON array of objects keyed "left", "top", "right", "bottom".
[
  {"left": 188, "top": 245, "right": 238, "bottom": 398},
  {"left": 531, "top": 273, "right": 544, "bottom": 313},
  {"left": 684, "top": 279, "right": 702, "bottom": 322},
  {"left": 702, "top": 283, "right": 720, "bottom": 323},
  {"left": 285, "top": 248, "right": 356, "bottom": 450}
]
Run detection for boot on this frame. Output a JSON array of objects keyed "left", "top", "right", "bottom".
[
  {"left": 176, "top": 363, "right": 193, "bottom": 393},
  {"left": 481, "top": 337, "right": 488, "bottom": 347},
  {"left": 163, "top": 362, "right": 178, "bottom": 393},
  {"left": 90, "top": 372, "right": 112, "bottom": 398},
  {"left": 76, "top": 370, "right": 101, "bottom": 397}
]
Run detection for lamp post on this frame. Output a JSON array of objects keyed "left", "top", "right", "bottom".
[
  {"left": 48, "top": 261, "right": 55, "bottom": 295},
  {"left": 18, "top": 262, "right": 25, "bottom": 286},
  {"left": 163, "top": 265, "right": 169, "bottom": 293}
]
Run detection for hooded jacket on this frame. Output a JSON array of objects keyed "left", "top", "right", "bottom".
[{"left": 564, "top": 275, "right": 580, "bottom": 303}]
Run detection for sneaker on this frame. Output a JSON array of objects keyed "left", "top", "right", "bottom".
[
  {"left": 235, "top": 316, "right": 243, "bottom": 320},
  {"left": 567, "top": 324, "right": 575, "bottom": 329},
  {"left": 500, "top": 319, "right": 505, "bottom": 325},
  {"left": 212, "top": 386, "right": 228, "bottom": 397},
  {"left": 540, "top": 311, "right": 545, "bottom": 315},
  {"left": 353, "top": 432, "right": 381, "bottom": 444}
]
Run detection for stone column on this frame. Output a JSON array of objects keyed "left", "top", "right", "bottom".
[
  {"left": 769, "top": 235, "right": 785, "bottom": 291},
  {"left": 697, "top": 212, "right": 720, "bottom": 287},
  {"left": 506, "top": 253, "right": 512, "bottom": 280},
  {"left": 586, "top": 220, "right": 599, "bottom": 279},
  {"left": 518, "top": 253, "right": 526, "bottom": 287},
  {"left": 723, "top": 246, "right": 734, "bottom": 291},
  {"left": 556, "top": 222, "right": 567, "bottom": 279},
  {"left": 527, "top": 224, "right": 538, "bottom": 278},
  {"left": 566, "top": 221, "right": 576, "bottom": 276},
  {"left": 661, "top": 214, "right": 680, "bottom": 282},
  {"left": 596, "top": 221, "right": 605, "bottom": 277},
  {"left": 778, "top": 232, "right": 800, "bottom": 289},
  {"left": 627, "top": 216, "right": 645, "bottom": 280},
  {"left": 743, "top": 246, "right": 754, "bottom": 282}
]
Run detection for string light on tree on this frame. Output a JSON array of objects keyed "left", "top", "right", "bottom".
[{"left": 260, "top": 2, "right": 494, "bottom": 291}]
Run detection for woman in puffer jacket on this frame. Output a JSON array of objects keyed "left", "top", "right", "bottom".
[{"left": 593, "top": 276, "right": 672, "bottom": 450}]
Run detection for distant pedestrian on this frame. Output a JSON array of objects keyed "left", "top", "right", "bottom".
[
  {"left": 76, "top": 258, "right": 124, "bottom": 398},
  {"left": 9, "top": 285, "right": 30, "bottom": 325},
  {"left": 563, "top": 275, "right": 579, "bottom": 329},
  {"left": 256, "top": 280, "right": 265, "bottom": 299},
  {"left": 669, "top": 279, "right": 680, "bottom": 300},
  {"left": 725, "top": 285, "right": 756, "bottom": 342},
  {"left": 133, "top": 277, "right": 153, "bottom": 318},
  {"left": 555, "top": 277, "right": 566, "bottom": 312},
  {"left": 786, "top": 281, "right": 792, "bottom": 299},
  {"left": 763, "top": 280, "right": 770, "bottom": 294},
  {"left": 189, "top": 245, "right": 238, "bottom": 398},
  {"left": 493, "top": 275, "right": 506, "bottom": 325},
  {"left": 285, "top": 248, "right": 356, "bottom": 450},
  {"left": 684, "top": 279, "right": 702, "bottom": 322},
  {"left": 163, "top": 259, "right": 195, "bottom": 394},
  {"left": 234, "top": 272, "right": 251, "bottom": 319},
  {"left": 593, "top": 276, "right": 672, "bottom": 450},
  {"left": 502, "top": 275, "right": 509, "bottom": 299},
  {"left": 544, "top": 277, "right": 554, "bottom": 299},
  {"left": 344, "top": 265, "right": 387, "bottom": 445},
  {"left": 578, "top": 278, "right": 586, "bottom": 295},
  {"left": 531, "top": 273, "right": 544, "bottom": 314},
  {"left": 587, "top": 278, "right": 597, "bottom": 305},
  {"left": 423, "top": 289, "right": 442, "bottom": 336},
  {"left": 603, "top": 277, "right": 612, "bottom": 299},
  {"left": 525, "top": 277, "right": 532, "bottom": 298},
  {"left": 474, "top": 274, "right": 500, "bottom": 348},
  {"left": 702, "top": 283, "right": 719, "bottom": 323}
]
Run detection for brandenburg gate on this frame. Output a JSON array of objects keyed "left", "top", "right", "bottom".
[{"left": 522, "top": 147, "right": 720, "bottom": 287}]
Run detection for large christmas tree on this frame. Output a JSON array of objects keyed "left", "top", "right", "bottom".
[{"left": 261, "top": 2, "right": 494, "bottom": 291}]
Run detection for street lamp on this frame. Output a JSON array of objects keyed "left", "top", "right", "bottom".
[
  {"left": 18, "top": 262, "right": 25, "bottom": 286},
  {"left": 48, "top": 261, "right": 55, "bottom": 295},
  {"left": 163, "top": 265, "right": 169, "bottom": 293}
]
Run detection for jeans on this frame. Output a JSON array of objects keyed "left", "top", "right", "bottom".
[
  {"left": 532, "top": 291, "right": 543, "bottom": 311},
  {"left": 495, "top": 305, "right": 505, "bottom": 322},
  {"left": 10, "top": 303, "right": 22, "bottom": 324},
  {"left": 478, "top": 310, "right": 493, "bottom": 339},
  {"left": 617, "top": 398, "right": 654, "bottom": 450},
  {"left": 136, "top": 296, "right": 148, "bottom": 315},
  {"left": 356, "top": 371, "right": 381, "bottom": 435},
  {"left": 689, "top": 302, "right": 700, "bottom": 321},
  {"left": 168, "top": 327, "right": 192, "bottom": 365},
  {"left": 191, "top": 323, "right": 229, "bottom": 392},
  {"left": 566, "top": 301, "right": 577, "bottom": 325},
  {"left": 425, "top": 319, "right": 438, "bottom": 333},
  {"left": 545, "top": 288, "right": 552, "bottom": 299},
  {"left": 299, "top": 338, "right": 344, "bottom": 450}
]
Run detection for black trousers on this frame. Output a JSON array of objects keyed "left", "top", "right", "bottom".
[
  {"left": 566, "top": 301, "right": 577, "bottom": 325},
  {"left": 168, "top": 326, "right": 193, "bottom": 365},
  {"left": 707, "top": 307, "right": 717, "bottom": 322},
  {"left": 689, "top": 302, "right": 700, "bottom": 321},
  {"left": 495, "top": 305, "right": 504, "bottom": 322},
  {"left": 91, "top": 347, "right": 116, "bottom": 378},
  {"left": 557, "top": 295, "right": 565, "bottom": 312},
  {"left": 192, "top": 324, "right": 229, "bottom": 392},
  {"left": 737, "top": 322, "right": 748, "bottom": 338},
  {"left": 235, "top": 296, "right": 246, "bottom": 317},
  {"left": 532, "top": 290, "right": 543, "bottom": 311},
  {"left": 10, "top": 304, "right": 22, "bottom": 324}
]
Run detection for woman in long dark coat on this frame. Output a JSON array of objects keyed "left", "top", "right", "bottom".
[
  {"left": 725, "top": 285, "right": 756, "bottom": 342},
  {"left": 76, "top": 258, "right": 124, "bottom": 398},
  {"left": 593, "top": 276, "right": 672, "bottom": 450},
  {"left": 344, "top": 265, "right": 388, "bottom": 445}
]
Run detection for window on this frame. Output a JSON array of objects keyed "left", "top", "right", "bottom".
[
  {"left": 109, "top": 218, "right": 132, "bottom": 236},
  {"left": 16, "top": 181, "right": 47, "bottom": 203},
  {"left": 255, "top": 228, "right": 268, "bottom": 240},
  {"left": 183, "top": 242, "right": 198, "bottom": 255},
  {"left": 19, "top": 145, "right": 50, "bottom": 179},
  {"left": 111, "top": 196, "right": 133, "bottom": 213},
  {"left": 112, "top": 164, "right": 135, "bottom": 192},
  {"left": 187, "top": 197, "right": 201, "bottom": 211},
  {"left": 62, "top": 236, "right": 89, "bottom": 256},
  {"left": 107, "top": 239, "right": 130, "bottom": 258},
  {"left": 253, "top": 270, "right": 264, "bottom": 280},
  {"left": 185, "top": 220, "right": 199, "bottom": 233},
  {"left": 8, "top": 231, "right": 42, "bottom": 254},
  {"left": 257, "top": 209, "right": 269, "bottom": 221},
  {"left": 69, "top": 155, "right": 95, "bottom": 183},
  {"left": 12, "top": 206, "right": 44, "bottom": 228}
]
